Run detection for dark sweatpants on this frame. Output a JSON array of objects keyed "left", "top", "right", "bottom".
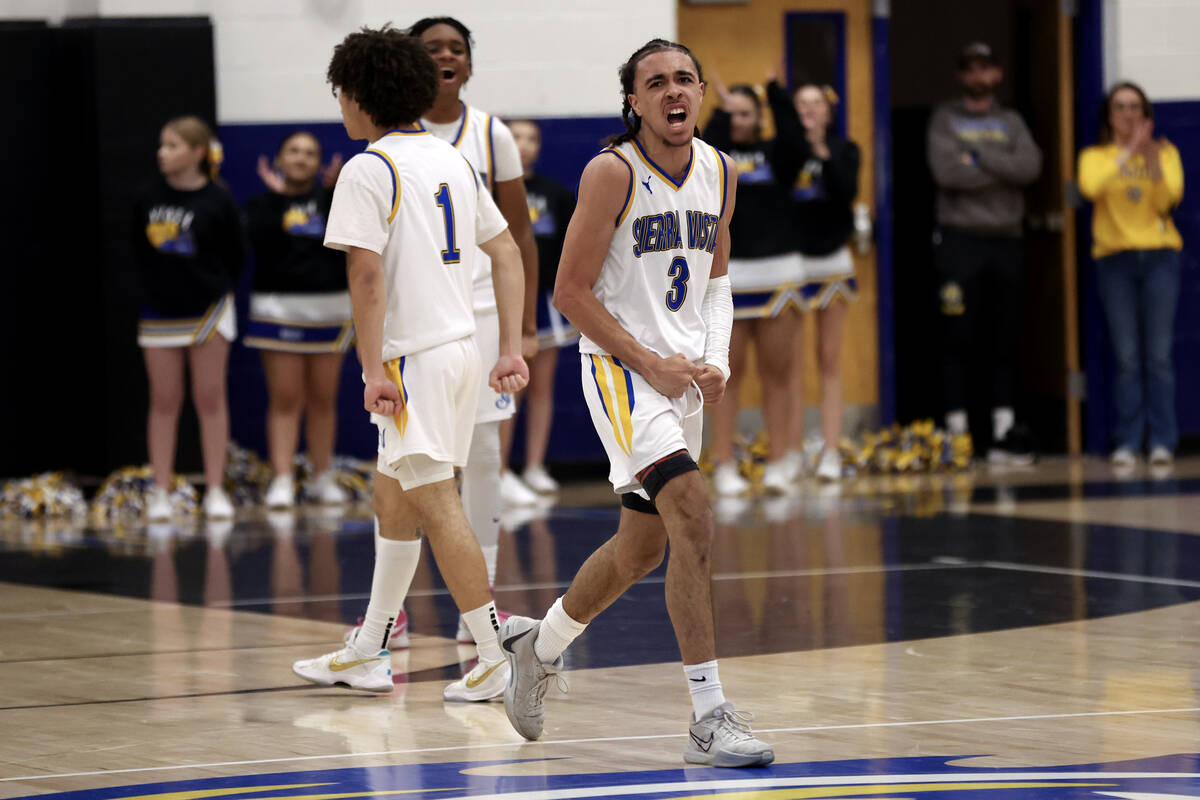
[{"left": 934, "top": 226, "right": 1023, "bottom": 414}]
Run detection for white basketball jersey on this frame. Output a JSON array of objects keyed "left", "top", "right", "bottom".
[
  {"left": 324, "top": 126, "right": 508, "bottom": 361},
  {"left": 422, "top": 105, "right": 522, "bottom": 313},
  {"left": 579, "top": 137, "right": 729, "bottom": 363}
]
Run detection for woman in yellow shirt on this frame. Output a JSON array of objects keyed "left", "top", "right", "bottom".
[{"left": 1078, "top": 82, "right": 1184, "bottom": 468}]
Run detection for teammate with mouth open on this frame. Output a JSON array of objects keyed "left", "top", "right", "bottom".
[{"left": 499, "top": 39, "right": 774, "bottom": 768}]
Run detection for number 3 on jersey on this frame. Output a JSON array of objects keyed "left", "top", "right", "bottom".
[
  {"left": 665, "top": 256, "right": 689, "bottom": 312},
  {"left": 434, "top": 183, "right": 461, "bottom": 264}
]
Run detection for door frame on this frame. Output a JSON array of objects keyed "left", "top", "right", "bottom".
[{"left": 870, "top": 0, "right": 895, "bottom": 425}]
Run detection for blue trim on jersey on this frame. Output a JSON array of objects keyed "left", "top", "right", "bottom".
[
  {"left": 384, "top": 123, "right": 426, "bottom": 136},
  {"left": 451, "top": 103, "right": 469, "bottom": 147},
  {"left": 611, "top": 356, "right": 636, "bottom": 412},
  {"left": 632, "top": 137, "right": 694, "bottom": 190},
  {"left": 713, "top": 146, "right": 728, "bottom": 218},
  {"left": 461, "top": 155, "right": 482, "bottom": 188},
  {"left": 363, "top": 150, "right": 398, "bottom": 222},
  {"left": 600, "top": 149, "right": 636, "bottom": 227},
  {"left": 486, "top": 114, "right": 496, "bottom": 192}
]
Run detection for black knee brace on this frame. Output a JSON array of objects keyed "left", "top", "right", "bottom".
[
  {"left": 635, "top": 449, "right": 699, "bottom": 501},
  {"left": 620, "top": 492, "right": 658, "bottom": 515}
]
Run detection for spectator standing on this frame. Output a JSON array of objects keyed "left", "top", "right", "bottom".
[
  {"left": 927, "top": 42, "right": 1042, "bottom": 465},
  {"left": 1078, "top": 82, "right": 1184, "bottom": 468}
]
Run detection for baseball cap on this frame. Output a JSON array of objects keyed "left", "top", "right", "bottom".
[{"left": 958, "top": 41, "right": 998, "bottom": 69}]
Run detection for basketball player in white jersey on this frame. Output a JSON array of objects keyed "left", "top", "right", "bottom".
[
  {"left": 340, "top": 16, "right": 536, "bottom": 687},
  {"left": 499, "top": 39, "right": 774, "bottom": 767},
  {"left": 291, "top": 26, "right": 528, "bottom": 702},
  {"left": 416, "top": 15, "right": 540, "bottom": 646}
]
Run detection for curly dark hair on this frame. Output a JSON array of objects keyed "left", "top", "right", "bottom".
[
  {"left": 408, "top": 16, "right": 473, "bottom": 64},
  {"left": 327, "top": 25, "right": 438, "bottom": 129},
  {"left": 607, "top": 39, "right": 704, "bottom": 147}
]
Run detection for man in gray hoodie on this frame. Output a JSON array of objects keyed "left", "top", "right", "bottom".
[{"left": 928, "top": 41, "right": 1042, "bottom": 464}]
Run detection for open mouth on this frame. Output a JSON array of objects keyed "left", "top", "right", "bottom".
[
  {"left": 666, "top": 106, "right": 688, "bottom": 127},
  {"left": 440, "top": 69, "right": 456, "bottom": 81}
]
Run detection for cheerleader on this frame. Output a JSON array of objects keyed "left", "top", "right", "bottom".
[
  {"left": 775, "top": 84, "right": 861, "bottom": 482},
  {"left": 134, "top": 116, "right": 244, "bottom": 520},
  {"left": 245, "top": 131, "right": 351, "bottom": 507},
  {"left": 703, "top": 73, "right": 805, "bottom": 495}
]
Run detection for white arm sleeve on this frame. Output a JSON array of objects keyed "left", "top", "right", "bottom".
[{"left": 701, "top": 274, "right": 733, "bottom": 381}]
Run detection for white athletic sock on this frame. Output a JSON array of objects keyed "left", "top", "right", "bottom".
[
  {"left": 684, "top": 660, "right": 726, "bottom": 718},
  {"left": 356, "top": 529, "right": 421, "bottom": 653},
  {"left": 534, "top": 595, "right": 587, "bottom": 664},
  {"left": 946, "top": 409, "right": 968, "bottom": 436},
  {"left": 462, "top": 601, "right": 503, "bottom": 663},
  {"left": 993, "top": 406, "right": 1015, "bottom": 442},
  {"left": 462, "top": 421, "right": 502, "bottom": 554},
  {"left": 481, "top": 544, "right": 499, "bottom": 588}
]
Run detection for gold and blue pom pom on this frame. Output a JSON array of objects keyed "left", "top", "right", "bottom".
[
  {"left": 704, "top": 420, "right": 973, "bottom": 489},
  {"left": 0, "top": 472, "right": 88, "bottom": 520},
  {"left": 222, "top": 444, "right": 374, "bottom": 506},
  {"left": 223, "top": 442, "right": 273, "bottom": 506},
  {"left": 90, "top": 466, "right": 198, "bottom": 521}
]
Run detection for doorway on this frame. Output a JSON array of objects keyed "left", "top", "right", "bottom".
[{"left": 888, "top": 0, "right": 1075, "bottom": 454}]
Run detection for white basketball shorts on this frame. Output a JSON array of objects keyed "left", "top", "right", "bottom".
[
  {"left": 580, "top": 352, "right": 703, "bottom": 500},
  {"left": 373, "top": 335, "right": 481, "bottom": 490}
]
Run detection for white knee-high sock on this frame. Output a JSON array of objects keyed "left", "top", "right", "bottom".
[
  {"left": 480, "top": 544, "right": 499, "bottom": 587},
  {"left": 355, "top": 520, "right": 421, "bottom": 653},
  {"left": 462, "top": 421, "right": 502, "bottom": 560},
  {"left": 534, "top": 596, "right": 587, "bottom": 664}
]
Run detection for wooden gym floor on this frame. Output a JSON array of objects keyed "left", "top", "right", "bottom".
[{"left": 2, "top": 458, "right": 1199, "bottom": 799}]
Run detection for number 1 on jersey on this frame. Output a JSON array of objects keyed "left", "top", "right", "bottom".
[
  {"left": 665, "top": 256, "right": 689, "bottom": 312},
  {"left": 434, "top": 183, "right": 461, "bottom": 264}
]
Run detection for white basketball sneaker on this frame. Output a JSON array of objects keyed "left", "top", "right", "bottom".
[
  {"left": 815, "top": 449, "right": 842, "bottom": 482},
  {"left": 307, "top": 471, "right": 348, "bottom": 505},
  {"left": 713, "top": 462, "right": 750, "bottom": 496},
  {"left": 522, "top": 465, "right": 560, "bottom": 493},
  {"left": 443, "top": 657, "right": 510, "bottom": 702},
  {"left": 760, "top": 460, "right": 795, "bottom": 494},
  {"left": 145, "top": 485, "right": 173, "bottom": 521},
  {"left": 203, "top": 487, "right": 234, "bottom": 519},
  {"left": 265, "top": 475, "right": 295, "bottom": 508},
  {"left": 500, "top": 471, "right": 540, "bottom": 507},
  {"left": 684, "top": 702, "right": 775, "bottom": 767},
  {"left": 292, "top": 643, "right": 393, "bottom": 692}
]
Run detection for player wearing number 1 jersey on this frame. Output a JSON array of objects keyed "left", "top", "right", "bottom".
[
  {"left": 291, "top": 26, "right": 528, "bottom": 701},
  {"left": 498, "top": 39, "right": 773, "bottom": 767}
]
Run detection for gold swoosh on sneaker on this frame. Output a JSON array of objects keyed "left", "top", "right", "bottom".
[
  {"left": 465, "top": 661, "right": 505, "bottom": 688},
  {"left": 328, "top": 655, "right": 382, "bottom": 672}
]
